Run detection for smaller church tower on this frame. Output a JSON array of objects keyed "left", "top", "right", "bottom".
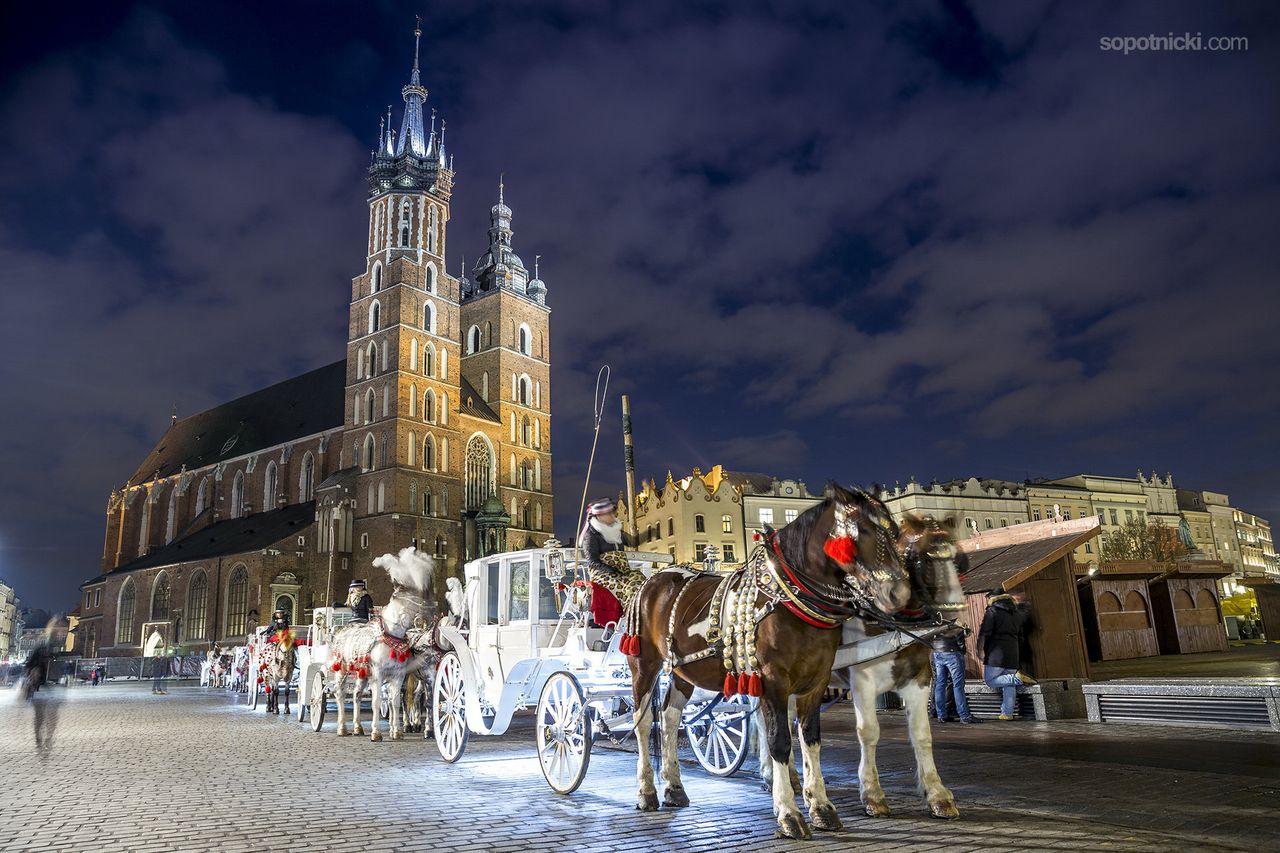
[{"left": 458, "top": 180, "right": 553, "bottom": 557}]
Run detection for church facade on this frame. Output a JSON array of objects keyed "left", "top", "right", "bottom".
[{"left": 76, "top": 29, "right": 553, "bottom": 658}]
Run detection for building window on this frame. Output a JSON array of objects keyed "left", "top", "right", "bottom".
[
  {"left": 1062, "top": 510, "right": 1071, "bottom": 520},
  {"left": 264, "top": 462, "right": 278, "bottom": 510},
  {"left": 518, "top": 324, "right": 531, "bottom": 355},
  {"left": 695, "top": 514, "right": 705, "bottom": 533},
  {"left": 225, "top": 567, "right": 248, "bottom": 638},
  {"left": 426, "top": 388, "right": 437, "bottom": 423},
  {"left": 985, "top": 518, "right": 994, "bottom": 529},
  {"left": 231, "top": 471, "right": 245, "bottom": 519},
  {"left": 1084, "top": 542, "right": 1093, "bottom": 554},
  {"left": 151, "top": 572, "right": 170, "bottom": 620},
  {"left": 467, "top": 325, "right": 481, "bottom": 354},
  {"left": 722, "top": 514, "right": 732, "bottom": 534},
  {"left": 1110, "top": 509, "right": 1119, "bottom": 525},
  {"left": 695, "top": 544, "right": 707, "bottom": 561},
  {"left": 723, "top": 544, "right": 736, "bottom": 562},
  {"left": 1000, "top": 519, "right": 1008, "bottom": 527},
  {"left": 360, "top": 532, "right": 369, "bottom": 550},
  {"left": 1125, "top": 510, "right": 1134, "bottom": 523},
  {"left": 369, "top": 300, "right": 381, "bottom": 334},
  {"left": 428, "top": 205, "right": 439, "bottom": 254},
  {"left": 398, "top": 198, "right": 412, "bottom": 247},
  {"left": 196, "top": 478, "right": 209, "bottom": 515},
  {"left": 187, "top": 572, "right": 208, "bottom": 640},
  {"left": 784, "top": 509, "right": 798, "bottom": 524},
  {"left": 435, "top": 535, "right": 446, "bottom": 557},
  {"left": 424, "top": 302, "right": 436, "bottom": 334},
  {"left": 667, "top": 519, "right": 674, "bottom": 537},
  {"left": 298, "top": 452, "right": 315, "bottom": 501},
  {"left": 1033, "top": 508, "right": 1042, "bottom": 522},
  {"left": 371, "top": 262, "right": 382, "bottom": 293},
  {"left": 94, "top": 589, "right": 101, "bottom": 607},
  {"left": 424, "top": 435, "right": 436, "bottom": 471},
  {"left": 362, "top": 433, "right": 376, "bottom": 472},
  {"left": 117, "top": 579, "right": 136, "bottom": 645},
  {"left": 759, "top": 508, "right": 774, "bottom": 525}
]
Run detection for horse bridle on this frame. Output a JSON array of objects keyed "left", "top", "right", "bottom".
[{"left": 884, "top": 532, "right": 968, "bottom": 630}]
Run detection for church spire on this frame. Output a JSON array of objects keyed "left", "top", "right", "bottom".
[{"left": 395, "top": 19, "right": 429, "bottom": 158}]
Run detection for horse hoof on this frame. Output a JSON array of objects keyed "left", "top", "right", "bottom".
[
  {"left": 863, "top": 798, "right": 892, "bottom": 818},
  {"left": 391, "top": 732, "right": 404, "bottom": 741},
  {"left": 371, "top": 731, "right": 382, "bottom": 742},
  {"left": 636, "top": 791, "right": 660, "bottom": 812},
  {"left": 810, "top": 803, "right": 844, "bottom": 832},
  {"left": 354, "top": 727, "right": 365, "bottom": 736},
  {"left": 337, "top": 728, "right": 350, "bottom": 737},
  {"left": 662, "top": 786, "right": 690, "bottom": 808},
  {"left": 929, "top": 800, "right": 960, "bottom": 820},
  {"left": 775, "top": 814, "right": 812, "bottom": 841}
]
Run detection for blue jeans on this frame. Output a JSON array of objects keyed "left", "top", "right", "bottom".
[
  {"left": 931, "top": 652, "right": 971, "bottom": 720},
  {"left": 984, "top": 665, "right": 1022, "bottom": 716}
]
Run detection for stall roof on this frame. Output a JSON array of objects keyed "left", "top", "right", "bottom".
[
  {"left": 1085, "top": 559, "right": 1234, "bottom": 580},
  {"left": 958, "top": 516, "right": 1100, "bottom": 594}
]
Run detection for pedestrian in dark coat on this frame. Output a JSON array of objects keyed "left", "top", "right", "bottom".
[{"left": 977, "top": 588, "right": 1034, "bottom": 719}]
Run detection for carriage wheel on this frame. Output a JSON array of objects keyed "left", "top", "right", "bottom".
[
  {"left": 249, "top": 675, "right": 260, "bottom": 710},
  {"left": 309, "top": 672, "right": 326, "bottom": 733},
  {"left": 536, "top": 672, "right": 592, "bottom": 795},
  {"left": 433, "top": 652, "right": 469, "bottom": 763},
  {"left": 687, "top": 697, "right": 753, "bottom": 777}
]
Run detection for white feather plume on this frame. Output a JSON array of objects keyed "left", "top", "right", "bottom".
[{"left": 372, "top": 546, "right": 435, "bottom": 594}]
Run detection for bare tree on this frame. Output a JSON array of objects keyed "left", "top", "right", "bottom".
[{"left": 1101, "top": 519, "right": 1188, "bottom": 563}]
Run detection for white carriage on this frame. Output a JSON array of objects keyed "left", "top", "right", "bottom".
[{"left": 431, "top": 545, "right": 755, "bottom": 793}]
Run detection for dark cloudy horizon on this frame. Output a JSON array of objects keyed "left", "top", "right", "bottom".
[{"left": 2, "top": 1, "right": 1277, "bottom": 611}]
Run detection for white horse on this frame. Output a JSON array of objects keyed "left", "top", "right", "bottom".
[
  {"left": 327, "top": 547, "right": 437, "bottom": 741},
  {"left": 757, "top": 515, "right": 969, "bottom": 819}
]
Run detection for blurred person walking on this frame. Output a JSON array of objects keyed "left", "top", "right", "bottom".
[{"left": 23, "top": 618, "right": 66, "bottom": 752}]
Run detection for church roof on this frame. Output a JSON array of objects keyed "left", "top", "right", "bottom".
[
  {"left": 458, "top": 377, "right": 501, "bottom": 423},
  {"left": 127, "top": 361, "right": 346, "bottom": 486},
  {"left": 100, "top": 501, "right": 317, "bottom": 578}
]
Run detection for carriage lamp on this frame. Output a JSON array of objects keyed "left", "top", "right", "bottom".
[{"left": 543, "top": 538, "right": 564, "bottom": 580}]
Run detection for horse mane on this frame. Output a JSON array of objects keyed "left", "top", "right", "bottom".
[
  {"left": 373, "top": 546, "right": 436, "bottom": 594},
  {"left": 772, "top": 496, "right": 832, "bottom": 569}
]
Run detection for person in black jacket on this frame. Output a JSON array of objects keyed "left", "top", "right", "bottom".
[
  {"left": 930, "top": 627, "right": 978, "bottom": 724},
  {"left": 977, "top": 587, "right": 1036, "bottom": 719},
  {"left": 347, "top": 580, "right": 374, "bottom": 623},
  {"left": 578, "top": 498, "right": 642, "bottom": 627}
]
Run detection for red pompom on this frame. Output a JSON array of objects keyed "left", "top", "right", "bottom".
[
  {"left": 256, "top": 677, "right": 263, "bottom": 684},
  {"left": 723, "top": 672, "right": 737, "bottom": 696},
  {"left": 823, "top": 536, "right": 858, "bottom": 565},
  {"left": 748, "top": 672, "right": 763, "bottom": 697},
  {"left": 737, "top": 672, "right": 750, "bottom": 695},
  {"left": 357, "top": 668, "right": 368, "bottom": 680},
  {"left": 752, "top": 532, "right": 762, "bottom": 542},
  {"left": 331, "top": 662, "right": 341, "bottom": 672}
]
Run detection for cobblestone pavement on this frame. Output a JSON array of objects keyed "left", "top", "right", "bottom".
[{"left": 1, "top": 683, "right": 1276, "bottom": 852}]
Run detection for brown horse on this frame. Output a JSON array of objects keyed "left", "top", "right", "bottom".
[{"left": 627, "top": 484, "right": 912, "bottom": 840}]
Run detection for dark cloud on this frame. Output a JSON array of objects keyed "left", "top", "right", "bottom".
[{"left": 1, "top": 1, "right": 1277, "bottom": 609}]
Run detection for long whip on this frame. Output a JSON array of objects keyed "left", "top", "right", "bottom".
[{"left": 572, "top": 365, "right": 611, "bottom": 583}]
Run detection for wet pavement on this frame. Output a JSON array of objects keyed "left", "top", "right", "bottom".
[{"left": 0, "top": 681, "right": 1276, "bottom": 852}]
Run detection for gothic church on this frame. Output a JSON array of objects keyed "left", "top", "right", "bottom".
[{"left": 77, "top": 28, "right": 552, "bottom": 658}]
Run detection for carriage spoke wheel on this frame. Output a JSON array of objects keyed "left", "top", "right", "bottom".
[
  {"left": 536, "top": 672, "right": 592, "bottom": 794},
  {"left": 432, "top": 652, "right": 469, "bottom": 763},
  {"left": 309, "top": 672, "right": 327, "bottom": 732},
  {"left": 687, "top": 698, "right": 752, "bottom": 777}
]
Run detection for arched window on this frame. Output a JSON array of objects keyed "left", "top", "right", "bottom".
[
  {"left": 440, "top": 437, "right": 449, "bottom": 473},
  {"left": 371, "top": 262, "right": 382, "bottom": 293},
  {"left": 383, "top": 385, "right": 390, "bottom": 417},
  {"left": 365, "top": 389, "right": 376, "bottom": 423},
  {"left": 440, "top": 349, "right": 448, "bottom": 380},
  {"left": 509, "top": 453, "right": 516, "bottom": 485},
  {"left": 465, "top": 436, "right": 494, "bottom": 510},
  {"left": 423, "top": 485, "right": 433, "bottom": 516},
  {"left": 409, "top": 384, "right": 417, "bottom": 418},
  {"left": 195, "top": 477, "right": 209, "bottom": 515},
  {"left": 424, "top": 434, "right": 436, "bottom": 471},
  {"left": 425, "top": 388, "right": 437, "bottom": 424},
  {"left": 467, "top": 325, "right": 481, "bottom": 354},
  {"left": 425, "top": 263, "right": 437, "bottom": 294},
  {"left": 409, "top": 481, "right": 418, "bottom": 513},
  {"left": 485, "top": 321, "right": 493, "bottom": 348},
  {"left": 380, "top": 433, "right": 388, "bottom": 467},
  {"left": 187, "top": 571, "right": 208, "bottom": 640},
  {"left": 231, "top": 471, "right": 245, "bottom": 519},
  {"left": 410, "top": 339, "right": 419, "bottom": 371},
  {"left": 225, "top": 566, "right": 249, "bottom": 637},
  {"left": 424, "top": 342, "right": 435, "bottom": 377},
  {"left": 518, "top": 323, "right": 531, "bottom": 355},
  {"left": 263, "top": 461, "right": 278, "bottom": 510},
  {"left": 441, "top": 392, "right": 449, "bottom": 426},
  {"left": 428, "top": 205, "right": 439, "bottom": 254},
  {"left": 117, "top": 579, "right": 136, "bottom": 644},
  {"left": 369, "top": 300, "right": 381, "bottom": 334},
  {"left": 165, "top": 489, "right": 178, "bottom": 544},
  {"left": 300, "top": 452, "right": 314, "bottom": 501},
  {"left": 423, "top": 301, "right": 436, "bottom": 334},
  {"left": 522, "top": 502, "right": 532, "bottom": 530},
  {"left": 518, "top": 375, "right": 532, "bottom": 406},
  {"left": 367, "top": 483, "right": 375, "bottom": 514},
  {"left": 408, "top": 431, "right": 418, "bottom": 467},
  {"left": 435, "top": 535, "right": 446, "bottom": 557},
  {"left": 362, "top": 433, "right": 376, "bottom": 472},
  {"left": 367, "top": 342, "right": 379, "bottom": 377},
  {"left": 535, "top": 380, "right": 541, "bottom": 409},
  {"left": 398, "top": 198, "right": 413, "bottom": 248},
  {"left": 151, "top": 572, "right": 170, "bottom": 620},
  {"left": 521, "top": 415, "right": 531, "bottom": 446},
  {"left": 534, "top": 420, "right": 541, "bottom": 449}
]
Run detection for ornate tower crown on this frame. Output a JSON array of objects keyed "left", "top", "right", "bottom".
[{"left": 368, "top": 21, "right": 453, "bottom": 198}]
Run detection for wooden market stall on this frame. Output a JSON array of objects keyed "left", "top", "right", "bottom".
[
  {"left": 957, "top": 516, "right": 1098, "bottom": 681},
  {"left": 1077, "top": 564, "right": 1160, "bottom": 661},
  {"left": 1149, "top": 563, "right": 1231, "bottom": 654}
]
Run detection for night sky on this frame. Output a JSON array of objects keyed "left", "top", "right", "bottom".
[{"left": 2, "top": 2, "right": 1277, "bottom": 611}]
